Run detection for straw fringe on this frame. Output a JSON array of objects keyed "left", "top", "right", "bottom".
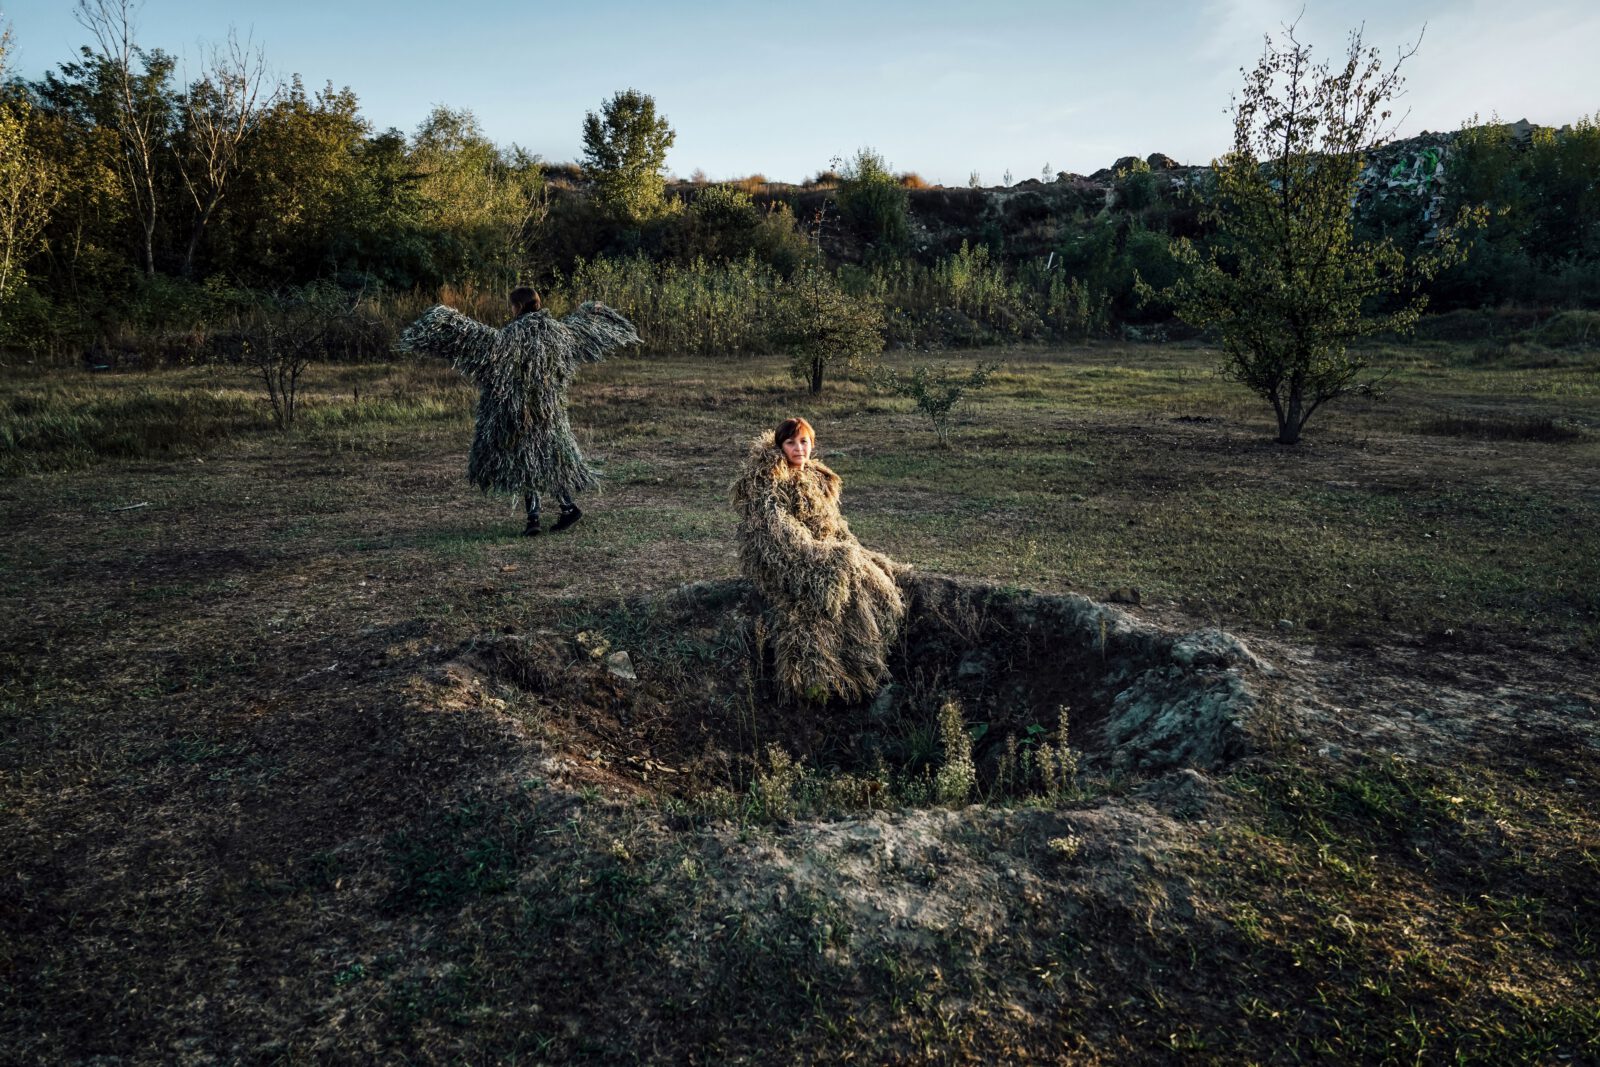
[
  {"left": 732, "top": 434, "right": 909, "bottom": 702},
  {"left": 399, "top": 302, "right": 639, "bottom": 497}
]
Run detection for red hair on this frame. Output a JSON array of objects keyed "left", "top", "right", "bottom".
[{"left": 773, "top": 417, "right": 815, "bottom": 450}]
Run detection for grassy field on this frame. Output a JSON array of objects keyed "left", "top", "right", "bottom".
[{"left": 2, "top": 339, "right": 1597, "bottom": 1063}]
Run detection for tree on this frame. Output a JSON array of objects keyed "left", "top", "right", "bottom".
[
  {"left": 580, "top": 89, "right": 674, "bottom": 224},
  {"left": 173, "top": 30, "right": 279, "bottom": 277},
  {"left": 74, "top": 0, "right": 175, "bottom": 278},
  {"left": 768, "top": 268, "right": 884, "bottom": 395},
  {"left": 837, "top": 147, "right": 909, "bottom": 249},
  {"left": 234, "top": 281, "right": 364, "bottom": 429},
  {"left": 1149, "top": 22, "right": 1476, "bottom": 445},
  {"left": 0, "top": 25, "right": 59, "bottom": 305},
  {"left": 213, "top": 77, "right": 370, "bottom": 284},
  {"left": 410, "top": 105, "right": 546, "bottom": 289}
]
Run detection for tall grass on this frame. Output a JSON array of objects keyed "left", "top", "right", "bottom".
[
  {"left": 0, "top": 364, "right": 471, "bottom": 474},
  {"left": 431, "top": 248, "right": 1111, "bottom": 358},
  {"left": 8, "top": 248, "right": 1118, "bottom": 375},
  {"left": 1, "top": 386, "right": 262, "bottom": 474},
  {"left": 560, "top": 255, "right": 786, "bottom": 357},
  {"left": 843, "top": 241, "right": 1110, "bottom": 345}
]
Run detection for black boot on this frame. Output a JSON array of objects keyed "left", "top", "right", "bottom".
[
  {"left": 523, "top": 512, "right": 542, "bottom": 536},
  {"left": 551, "top": 503, "right": 582, "bottom": 532}
]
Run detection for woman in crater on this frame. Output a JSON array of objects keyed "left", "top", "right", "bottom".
[{"left": 732, "top": 417, "right": 909, "bottom": 703}]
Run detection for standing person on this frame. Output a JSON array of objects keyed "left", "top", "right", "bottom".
[
  {"left": 732, "top": 416, "right": 909, "bottom": 703},
  {"left": 399, "top": 287, "right": 638, "bottom": 535}
]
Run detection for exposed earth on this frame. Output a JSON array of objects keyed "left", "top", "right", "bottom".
[{"left": 2, "top": 349, "right": 1596, "bottom": 1062}]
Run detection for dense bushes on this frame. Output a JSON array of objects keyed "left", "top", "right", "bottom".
[{"left": 5, "top": 6, "right": 1599, "bottom": 367}]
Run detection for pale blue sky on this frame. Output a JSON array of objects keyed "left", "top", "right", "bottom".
[{"left": 6, "top": 0, "right": 1597, "bottom": 186}]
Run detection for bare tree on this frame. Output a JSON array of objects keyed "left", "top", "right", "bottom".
[
  {"left": 236, "top": 283, "right": 360, "bottom": 429},
  {"left": 75, "top": 0, "right": 171, "bottom": 278},
  {"left": 175, "top": 31, "right": 278, "bottom": 278}
]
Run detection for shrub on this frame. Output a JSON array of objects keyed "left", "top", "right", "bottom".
[
  {"left": 933, "top": 701, "right": 976, "bottom": 806},
  {"left": 232, "top": 282, "right": 369, "bottom": 428},
  {"left": 837, "top": 147, "right": 910, "bottom": 250},
  {"left": 875, "top": 358, "right": 999, "bottom": 444},
  {"left": 768, "top": 268, "right": 885, "bottom": 394},
  {"left": 1532, "top": 310, "right": 1600, "bottom": 348}
]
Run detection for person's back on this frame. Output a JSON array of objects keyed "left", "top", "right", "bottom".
[{"left": 397, "top": 286, "right": 639, "bottom": 535}]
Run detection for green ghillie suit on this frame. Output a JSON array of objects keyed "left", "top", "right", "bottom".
[
  {"left": 399, "top": 302, "right": 638, "bottom": 504},
  {"left": 733, "top": 434, "right": 909, "bottom": 702}
]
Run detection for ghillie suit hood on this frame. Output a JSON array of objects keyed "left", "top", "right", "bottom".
[
  {"left": 399, "top": 302, "right": 639, "bottom": 497},
  {"left": 732, "top": 433, "right": 908, "bottom": 702}
]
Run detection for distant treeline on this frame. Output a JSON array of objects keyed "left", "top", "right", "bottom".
[{"left": 1, "top": 13, "right": 1597, "bottom": 363}]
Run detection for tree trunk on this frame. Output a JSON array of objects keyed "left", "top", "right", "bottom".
[
  {"left": 809, "top": 356, "right": 824, "bottom": 395},
  {"left": 181, "top": 197, "right": 218, "bottom": 279},
  {"left": 140, "top": 211, "right": 157, "bottom": 278},
  {"left": 1277, "top": 384, "right": 1304, "bottom": 445}
]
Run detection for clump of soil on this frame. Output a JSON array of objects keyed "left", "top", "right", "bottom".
[{"left": 460, "top": 575, "right": 1272, "bottom": 799}]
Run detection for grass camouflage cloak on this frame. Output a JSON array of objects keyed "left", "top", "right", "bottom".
[
  {"left": 732, "top": 433, "right": 909, "bottom": 702},
  {"left": 398, "top": 302, "right": 639, "bottom": 497}
]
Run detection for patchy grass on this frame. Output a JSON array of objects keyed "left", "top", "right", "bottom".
[
  {"left": 1, "top": 340, "right": 1597, "bottom": 1063},
  {"left": 1414, "top": 413, "right": 1586, "bottom": 442}
]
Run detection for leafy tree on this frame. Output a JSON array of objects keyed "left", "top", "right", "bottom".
[
  {"left": 1430, "top": 115, "right": 1600, "bottom": 308},
  {"left": 0, "top": 26, "right": 60, "bottom": 305},
  {"left": 213, "top": 77, "right": 370, "bottom": 284},
  {"left": 581, "top": 89, "right": 674, "bottom": 224},
  {"left": 837, "top": 147, "right": 909, "bottom": 250},
  {"left": 1147, "top": 24, "right": 1476, "bottom": 445},
  {"left": 410, "top": 105, "right": 545, "bottom": 288},
  {"left": 769, "top": 268, "right": 884, "bottom": 395}
]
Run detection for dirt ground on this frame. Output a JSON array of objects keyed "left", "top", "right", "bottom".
[{"left": 2, "top": 350, "right": 1597, "bottom": 1063}]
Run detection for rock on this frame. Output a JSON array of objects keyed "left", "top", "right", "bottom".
[
  {"left": 1106, "top": 587, "right": 1141, "bottom": 606},
  {"left": 605, "top": 651, "right": 636, "bottom": 681},
  {"left": 1132, "top": 767, "right": 1226, "bottom": 818},
  {"left": 1145, "top": 152, "right": 1179, "bottom": 170},
  {"left": 1170, "top": 629, "right": 1267, "bottom": 672},
  {"left": 1112, "top": 155, "right": 1142, "bottom": 172},
  {"left": 1275, "top": 619, "right": 1295, "bottom": 632},
  {"left": 1100, "top": 672, "right": 1251, "bottom": 774}
]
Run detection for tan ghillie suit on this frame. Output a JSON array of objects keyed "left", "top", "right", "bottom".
[
  {"left": 732, "top": 434, "right": 909, "bottom": 702},
  {"left": 399, "top": 302, "right": 638, "bottom": 498}
]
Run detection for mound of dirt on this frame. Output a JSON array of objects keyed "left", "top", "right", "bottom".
[{"left": 454, "top": 575, "right": 1274, "bottom": 799}]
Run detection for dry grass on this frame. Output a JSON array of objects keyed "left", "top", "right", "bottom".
[{"left": 2, "top": 340, "right": 1597, "bottom": 1063}]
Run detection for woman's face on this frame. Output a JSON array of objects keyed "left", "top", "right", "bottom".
[{"left": 781, "top": 433, "right": 814, "bottom": 468}]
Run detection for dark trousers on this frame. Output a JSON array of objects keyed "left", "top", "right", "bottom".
[{"left": 523, "top": 490, "right": 574, "bottom": 519}]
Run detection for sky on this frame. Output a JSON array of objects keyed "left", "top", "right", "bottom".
[{"left": 6, "top": 0, "right": 1598, "bottom": 187}]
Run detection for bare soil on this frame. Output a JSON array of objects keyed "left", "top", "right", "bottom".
[{"left": 2, "top": 349, "right": 1596, "bottom": 1063}]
